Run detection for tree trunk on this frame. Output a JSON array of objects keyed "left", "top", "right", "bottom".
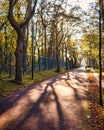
[
  {"left": 56, "top": 47, "right": 60, "bottom": 72},
  {"left": 65, "top": 44, "right": 68, "bottom": 70},
  {"left": 48, "top": 39, "right": 53, "bottom": 58},
  {"left": 71, "top": 57, "right": 74, "bottom": 68},
  {"left": 99, "top": 9, "right": 103, "bottom": 106},
  {"left": 0, "top": 45, "right": 2, "bottom": 74},
  {"left": 23, "top": 24, "right": 29, "bottom": 75},
  {"left": 62, "top": 43, "right": 64, "bottom": 59},
  {"left": 73, "top": 54, "right": 77, "bottom": 67},
  {"left": 44, "top": 27, "right": 47, "bottom": 57},
  {"left": 15, "top": 35, "right": 23, "bottom": 83}
]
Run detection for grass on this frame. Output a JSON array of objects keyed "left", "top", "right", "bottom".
[{"left": 0, "top": 68, "right": 68, "bottom": 98}]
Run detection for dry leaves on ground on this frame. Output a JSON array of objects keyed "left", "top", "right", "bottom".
[{"left": 87, "top": 73, "right": 104, "bottom": 130}]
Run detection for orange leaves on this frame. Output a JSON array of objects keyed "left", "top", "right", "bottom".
[{"left": 88, "top": 73, "right": 104, "bottom": 130}]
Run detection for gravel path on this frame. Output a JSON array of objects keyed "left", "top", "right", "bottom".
[{"left": 0, "top": 67, "right": 90, "bottom": 130}]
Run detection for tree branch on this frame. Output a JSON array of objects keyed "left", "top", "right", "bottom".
[
  {"left": 8, "top": 0, "right": 21, "bottom": 32},
  {"left": 13, "top": 0, "right": 18, "bottom": 6},
  {"left": 0, "top": 20, "right": 8, "bottom": 31},
  {"left": 20, "top": 0, "right": 38, "bottom": 27}
]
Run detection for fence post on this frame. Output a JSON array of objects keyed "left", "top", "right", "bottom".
[{"left": 9, "top": 52, "right": 12, "bottom": 77}]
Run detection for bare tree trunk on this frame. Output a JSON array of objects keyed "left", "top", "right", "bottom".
[
  {"left": 48, "top": 31, "right": 53, "bottom": 57},
  {"left": 23, "top": 24, "right": 29, "bottom": 75},
  {"left": 55, "top": 23, "right": 60, "bottom": 72},
  {"left": 0, "top": 45, "right": 2, "bottom": 74},
  {"left": 99, "top": 9, "right": 103, "bottom": 106},
  {"left": 65, "top": 43, "right": 68, "bottom": 70},
  {"left": 56, "top": 47, "right": 60, "bottom": 72},
  {"left": 15, "top": 34, "right": 24, "bottom": 83},
  {"left": 44, "top": 27, "right": 47, "bottom": 57}
]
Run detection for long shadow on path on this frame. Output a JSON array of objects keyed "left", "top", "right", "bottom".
[
  {"left": 0, "top": 67, "right": 89, "bottom": 130},
  {"left": 13, "top": 77, "right": 68, "bottom": 130}
]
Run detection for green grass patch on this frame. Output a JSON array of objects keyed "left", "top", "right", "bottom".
[{"left": 0, "top": 68, "right": 68, "bottom": 98}]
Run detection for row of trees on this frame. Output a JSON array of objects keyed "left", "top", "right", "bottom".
[
  {"left": 80, "top": 0, "right": 104, "bottom": 106},
  {"left": 0, "top": 0, "right": 103, "bottom": 85},
  {"left": 0, "top": 0, "right": 84, "bottom": 83},
  {"left": 80, "top": 2, "right": 104, "bottom": 67}
]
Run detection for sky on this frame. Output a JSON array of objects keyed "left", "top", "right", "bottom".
[
  {"left": 66, "top": 0, "right": 96, "bottom": 39},
  {"left": 79, "top": 0, "right": 95, "bottom": 11},
  {"left": 0, "top": 0, "right": 96, "bottom": 11},
  {"left": 65, "top": 0, "right": 96, "bottom": 12}
]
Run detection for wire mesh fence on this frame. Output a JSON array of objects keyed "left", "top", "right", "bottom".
[{"left": 0, "top": 52, "right": 70, "bottom": 77}]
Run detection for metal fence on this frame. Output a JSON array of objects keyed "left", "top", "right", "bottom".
[{"left": 0, "top": 53, "right": 70, "bottom": 76}]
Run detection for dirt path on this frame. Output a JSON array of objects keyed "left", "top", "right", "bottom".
[{"left": 0, "top": 67, "right": 90, "bottom": 130}]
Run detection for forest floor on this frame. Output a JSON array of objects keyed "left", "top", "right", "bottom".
[
  {"left": 0, "top": 67, "right": 104, "bottom": 130},
  {"left": 87, "top": 71, "right": 104, "bottom": 130}
]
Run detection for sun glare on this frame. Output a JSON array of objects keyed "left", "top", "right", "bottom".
[{"left": 79, "top": 0, "right": 96, "bottom": 11}]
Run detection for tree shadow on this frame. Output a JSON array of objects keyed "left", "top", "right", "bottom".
[
  {"left": 65, "top": 79, "right": 81, "bottom": 101},
  {"left": 4, "top": 77, "right": 68, "bottom": 130},
  {"left": 64, "top": 68, "right": 88, "bottom": 101},
  {"left": 0, "top": 68, "right": 88, "bottom": 130},
  {"left": 0, "top": 82, "right": 43, "bottom": 114},
  {"left": 44, "top": 79, "right": 66, "bottom": 130}
]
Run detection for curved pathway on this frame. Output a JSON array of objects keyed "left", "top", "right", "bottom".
[{"left": 0, "top": 67, "right": 90, "bottom": 130}]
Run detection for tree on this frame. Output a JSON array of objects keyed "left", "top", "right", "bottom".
[
  {"left": 99, "top": 0, "right": 103, "bottom": 106},
  {"left": 81, "top": 34, "right": 99, "bottom": 68},
  {"left": 8, "top": 0, "right": 38, "bottom": 83},
  {"left": 99, "top": 0, "right": 104, "bottom": 29}
]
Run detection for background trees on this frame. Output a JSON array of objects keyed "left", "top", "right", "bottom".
[
  {"left": 0, "top": 0, "right": 103, "bottom": 84},
  {"left": 81, "top": 34, "right": 99, "bottom": 68}
]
